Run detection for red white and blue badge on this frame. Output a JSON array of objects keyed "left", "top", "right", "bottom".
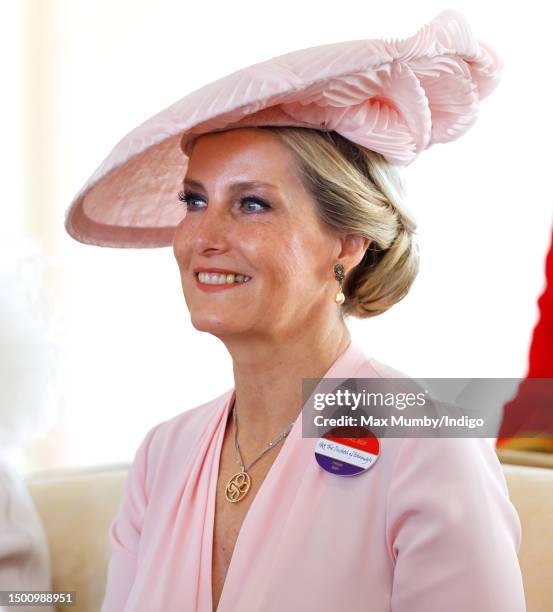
[{"left": 314, "top": 426, "right": 380, "bottom": 476}]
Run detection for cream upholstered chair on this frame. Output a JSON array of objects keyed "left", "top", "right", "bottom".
[
  {"left": 25, "top": 459, "right": 553, "bottom": 612},
  {"left": 25, "top": 465, "right": 128, "bottom": 612},
  {"left": 501, "top": 463, "right": 553, "bottom": 611},
  {"left": 497, "top": 448, "right": 553, "bottom": 470}
]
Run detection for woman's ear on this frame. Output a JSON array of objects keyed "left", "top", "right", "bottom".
[{"left": 338, "top": 234, "right": 371, "bottom": 270}]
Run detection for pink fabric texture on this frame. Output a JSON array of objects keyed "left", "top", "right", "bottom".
[
  {"left": 100, "top": 339, "right": 525, "bottom": 612},
  {"left": 65, "top": 9, "right": 502, "bottom": 248}
]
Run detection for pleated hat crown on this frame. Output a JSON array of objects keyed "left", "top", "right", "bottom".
[{"left": 64, "top": 9, "right": 503, "bottom": 248}]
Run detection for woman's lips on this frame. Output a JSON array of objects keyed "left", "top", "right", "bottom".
[{"left": 194, "top": 275, "right": 252, "bottom": 292}]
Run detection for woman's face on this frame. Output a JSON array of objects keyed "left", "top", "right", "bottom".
[{"left": 173, "top": 128, "right": 354, "bottom": 341}]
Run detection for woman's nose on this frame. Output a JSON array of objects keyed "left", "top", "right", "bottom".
[{"left": 192, "top": 202, "right": 232, "bottom": 251}]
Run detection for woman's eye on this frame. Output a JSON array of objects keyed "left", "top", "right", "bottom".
[
  {"left": 177, "top": 190, "right": 270, "bottom": 213},
  {"left": 177, "top": 190, "right": 206, "bottom": 210},
  {"left": 241, "top": 198, "right": 270, "bottom": 213}
]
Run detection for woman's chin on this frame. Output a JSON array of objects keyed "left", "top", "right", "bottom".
[{"left": 189, "top": 313, "right": 243, "bottom": 336}]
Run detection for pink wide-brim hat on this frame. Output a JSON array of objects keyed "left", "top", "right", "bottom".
[{"left": 64, "top": 9, "right": 502, "bottom": 249}]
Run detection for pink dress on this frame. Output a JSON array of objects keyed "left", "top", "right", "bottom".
[{"left": 101, "top": 340, "right": 526, "bottom": 612}]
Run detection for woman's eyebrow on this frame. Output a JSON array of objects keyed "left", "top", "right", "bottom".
[{"left": 182, "top": 178, "right": 279, "bottom": 193}]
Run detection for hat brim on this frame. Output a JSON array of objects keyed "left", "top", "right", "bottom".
[{"left": 64, "top": 8, "right": 502, "bottom": 248}]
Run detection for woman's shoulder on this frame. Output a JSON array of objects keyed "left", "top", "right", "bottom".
[
  {"left": 158, "top": 388, "right": 231, "bottom": 434},
  {"left": 129, "top": 388, "right": 233, "bottom": 476},
  {"left": 361, "top": 355, "right": 412, "bottom": 379},
  {"left": 352, "top": 353, "right": 507, "bottom": 489}
]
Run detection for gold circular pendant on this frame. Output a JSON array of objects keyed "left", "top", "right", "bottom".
[{"left": 225, "top": 471, "right": 251, "bottom": 503}]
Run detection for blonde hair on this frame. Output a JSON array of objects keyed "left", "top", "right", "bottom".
[{"left": 257, "top": 126, "right": 420, "bottom": 319}]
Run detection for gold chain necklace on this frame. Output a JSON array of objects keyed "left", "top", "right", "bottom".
[{"left": 224, "top": 399, "right": 295, "bottom": 503}]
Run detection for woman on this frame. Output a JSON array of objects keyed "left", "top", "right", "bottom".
[{"left": 64, "top": 10, "right": 526, "bottom": 612}]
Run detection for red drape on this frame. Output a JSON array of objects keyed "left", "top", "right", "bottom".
[{"left": 497, "top": 228, "right": 553, "bottom": 446}]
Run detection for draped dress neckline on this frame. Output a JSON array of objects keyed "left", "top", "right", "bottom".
[{"left": 203, "top": 339, "right": 368, "bottom": 612}]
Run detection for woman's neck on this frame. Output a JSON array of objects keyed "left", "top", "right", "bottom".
[{"left": 223, "top": 323, "right": 351, "bottom": 445}]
